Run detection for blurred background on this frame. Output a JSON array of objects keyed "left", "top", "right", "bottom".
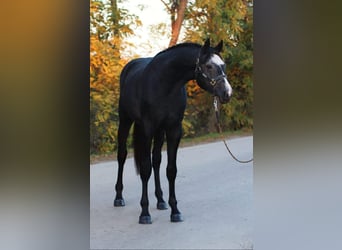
[{"left": 1, "top": 0, "right": 342, "bottom": 250}]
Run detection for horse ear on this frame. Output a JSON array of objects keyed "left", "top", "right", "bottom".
[
  {"left": 201, "top": 38, "right": 211, "bottom": 55},
  {"left": 215, "top": 40, "right": 223, "bottom": 53}
]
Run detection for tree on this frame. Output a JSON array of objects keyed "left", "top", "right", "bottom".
[
  {"left": 183, "top": 0, "right": 253, "bottom": 134},
  {"left": 90, "top": 0, "right": 140, "bottom": 154},
  {"left": 90, "top": 0, "right": 253, "bottom": 154},
  {"left": 161, "top": 0, "right": 188, "bottom": 46}
]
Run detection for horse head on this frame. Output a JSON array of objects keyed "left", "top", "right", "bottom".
[{"left": 195, "top": 39, "right": 233, "bottom": 104}]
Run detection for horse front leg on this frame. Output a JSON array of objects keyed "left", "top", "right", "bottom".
[
  {"left": 166, "top": 123, "right": 183, "bottom": 222},
  {"left": 139, "top": 154, "right": 153, "bottom": 224},
  {"left": 152, "top": 129, "right": 168, "bottom": 210}
]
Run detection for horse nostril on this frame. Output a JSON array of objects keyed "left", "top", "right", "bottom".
[{"left": 225, "top": 91, "right": 230, "bottom": 100}]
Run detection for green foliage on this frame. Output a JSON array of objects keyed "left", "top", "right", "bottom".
[
  {"left": 90, "top": 0, "right": 140, "bottom": 40},
  {"left": 90, "top": 0, "right": 253, "bottom": 155},
  {"left": 182, "top": 0, "right": 253, "bottom": 136},
  {"left": 90, "top": 36, "right": 122, "bottom": 154},
  {"left": 182, "top": 118, "right": 195, "bottom": 137},
  {"left": 90, "top": 86, "right": 118, "bottom": 154},
  {"left": 90, "top": 0, "right": 138, "bottom": 154},
  {"left": 184, "top": 80, "right": 213, "bottom": 135}
]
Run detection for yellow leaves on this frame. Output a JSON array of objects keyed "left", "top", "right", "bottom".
[
  {"left": 186, "top": 80, "right": 202, "bottom": 98},
  {"left": 135, "top": 19, "right": 142, "bottom": 27},
  {"left": 120, "top": 26, "right": 133, "bottom": 35},
  {"left": 90, "top": 35, "right": 125, "bottom": 92},
  {"left": 182, "top": 119, "right": 195, "bottom": 137},
  {"left": 90, "top": 33, "right": 125, "bottom": 154},
  {"left": 90, "top": 0, "right": 141, "bottom": 154},
  {"left": 107, "top": 126, "right": 117, "bottom": 141},
  {"left": 96, "top": 113, "right": 107, "bottom": 123}
]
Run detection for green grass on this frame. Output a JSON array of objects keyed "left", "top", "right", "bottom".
[{"left": 90, "top": 128, "right": 252, "bottom": 164}]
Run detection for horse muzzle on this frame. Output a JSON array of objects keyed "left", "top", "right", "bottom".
[
  {"left": 214, "top": 77, "right": 232, "bottom": 104},
  {"left": 217, "top": 91, "right": 231, "bottom": 104}
]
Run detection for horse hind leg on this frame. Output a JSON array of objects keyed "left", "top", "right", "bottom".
[
  {"left": 152, "top": 129, "right": 168, "bottom": 210},
  {"left": 114, "top": 115, "right": 133, "bottom": 207},
  {"left": 133, "top": 123, "right": 153, "bottom": 224}
]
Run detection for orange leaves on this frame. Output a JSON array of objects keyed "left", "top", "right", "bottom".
[
  {"left": 90, "top": 34, "right": 126, "bottom": 154},
  {"left": 90, "top": 35, "right": 125, "bottom": 91},
  {"left": 186, "top": 80, "right": 202, "bottom": 98},
  {"left": 90, "top": 0, "right": 140, "bottom": 154}
]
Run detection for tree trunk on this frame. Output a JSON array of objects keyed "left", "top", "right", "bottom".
[
  {"left": 109, "top": 0, "right": 120, "bottom": 37},
  {"left": 168, "top": 0, "right": 188, "bottom": 47}
]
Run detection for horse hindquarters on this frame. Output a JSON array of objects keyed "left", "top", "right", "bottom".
[{"left": 133, "top": 122, "right": 153, "bottom": 224}]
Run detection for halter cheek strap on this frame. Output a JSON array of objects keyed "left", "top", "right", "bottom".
[{"left": 195, "top": 58, "right": 227, "bottom": 86}]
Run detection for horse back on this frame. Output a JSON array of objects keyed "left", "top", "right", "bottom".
[
  {"left": 119, "top": 56, "right": 187, "bottom": 127},
  {"left": 120, "top": 58, "right": 151, "bottom": 88}
]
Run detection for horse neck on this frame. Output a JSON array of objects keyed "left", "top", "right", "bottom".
[{"left": 150, "top": 46, "right": 200, "bottom": 84}]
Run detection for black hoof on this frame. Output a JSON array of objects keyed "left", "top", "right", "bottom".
[
  {"left": 170, "top": 213, "right": 183, "bottom": 222},
  {"left": 157, "top": 201, "right": 168, "bottom": 210},
  {"left": 113, "top": 198, "right": 125, "bottom": 207},
  {"left": 139, "top": 215, "right": 152, "bottom": 224}
]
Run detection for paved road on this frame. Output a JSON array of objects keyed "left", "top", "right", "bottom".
[{"left": 90, "top": 136, "right": 253, "bottom": 249}]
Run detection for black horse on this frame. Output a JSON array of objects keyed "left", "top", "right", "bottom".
[{"left": 114, "top": 39, "right": 232, "bottom": 224}]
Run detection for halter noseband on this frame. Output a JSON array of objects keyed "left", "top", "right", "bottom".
[{"left": 195, "top": 57, "right": 227, "bottom": 86}]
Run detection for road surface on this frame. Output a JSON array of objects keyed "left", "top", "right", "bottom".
[{"left": 90, "top": 136, "right": 253, "bottom": 249}]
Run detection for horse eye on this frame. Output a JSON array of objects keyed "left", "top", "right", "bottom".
[{"left": 206, "top": 64, "right": 213, "bottom": 70}]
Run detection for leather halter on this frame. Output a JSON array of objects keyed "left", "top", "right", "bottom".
[{"left": 195, "top": 58, "right": 227, "bottom": 86}]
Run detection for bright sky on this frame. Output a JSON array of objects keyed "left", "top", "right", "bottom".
[{"left": 119, "top": 1, "right": 171, "bottom": 58}]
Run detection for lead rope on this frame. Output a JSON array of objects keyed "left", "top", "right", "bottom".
[{"left": 213, "top": 97, "right": 253, "bottom": 163}]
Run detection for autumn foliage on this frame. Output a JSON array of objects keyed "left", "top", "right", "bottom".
[
  {"left": 183, "top": 0, "right": 253, "bottom": 133},
  {"left": 90, "top": 0, "right": 253, "bottom": 155},
  {"left": 90, "top": 0, "right": 134, "bottom": 154},
  {"left": 90, "top": 36, "right": 125, "bottom": 153}
]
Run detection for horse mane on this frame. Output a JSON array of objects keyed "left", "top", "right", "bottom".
[{"left": 155, "top": 42, "right": 201, "bottom": 57}]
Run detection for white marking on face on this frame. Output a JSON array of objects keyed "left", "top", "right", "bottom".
[
  {"left": 224, "top": 78, "right": 233, "bottom": 97},
  {"left": 210, "top": 54, "right": 233, "bottom": 97},
  {"left": 210, "top": 54, "right": 225, "bottom": 66}
]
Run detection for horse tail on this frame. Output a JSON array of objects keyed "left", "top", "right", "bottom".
[{"left": 133, "top": 123, "right": 143, "bottom": 175}]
